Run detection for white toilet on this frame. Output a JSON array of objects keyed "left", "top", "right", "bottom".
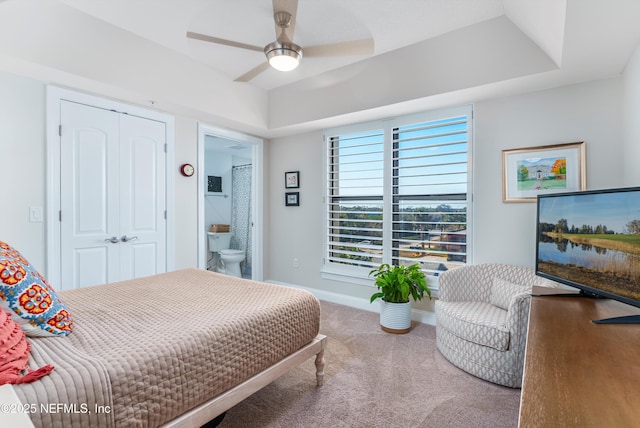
[
  {"left": 207, "top": 232, "right": 246, "bottom": 278},
  {"left": 219, "top": 249, "right": 246, "bottom": 278}
]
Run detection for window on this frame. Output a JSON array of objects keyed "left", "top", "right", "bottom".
[
  {"left": 324, "top": 106, "right": 472, "bottom": 281},
  {"left": 326, "top": 128, "right": 384, "bottom": 269}
]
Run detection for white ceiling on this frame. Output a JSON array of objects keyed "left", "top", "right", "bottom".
[
  {"left": 1, "top": 0, "right": 640, "bottom": 138},
  {"left": 58, "top": 0, "right": 509, "bottom": 90}
]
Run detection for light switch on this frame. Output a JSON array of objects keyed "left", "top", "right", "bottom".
[{"left": 29, "top": 206, "right": 43, "bottom": 223}]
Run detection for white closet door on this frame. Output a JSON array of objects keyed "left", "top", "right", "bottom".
[
  {"left": 60, "top": 102, "right": 167, "bottom": 289},
  {"left": 119, "top": 114, "right": 166, "bottom": 279},
  {"left": 60, "top": 101, "right": 120, "bottom": 288}
]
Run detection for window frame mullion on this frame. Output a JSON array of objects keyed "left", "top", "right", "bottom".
[{"left": 382, "top": 121, "right": 394, "bottom": 266}]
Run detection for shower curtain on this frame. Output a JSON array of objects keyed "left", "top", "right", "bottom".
[{"left": 231, "top": 164, "right": 252, "bottom": 276}]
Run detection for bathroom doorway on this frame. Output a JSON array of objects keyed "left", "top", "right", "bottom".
[{"left": 197, "top": 124, "right": 264, "bottom": 280}]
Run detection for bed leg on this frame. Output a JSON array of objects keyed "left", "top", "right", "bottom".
[
  {"left": 315, "top": 348, "right": 325, "bottom": 386},
  {"left": 314, "top": 335, "right": 327, "bottom": 386}
]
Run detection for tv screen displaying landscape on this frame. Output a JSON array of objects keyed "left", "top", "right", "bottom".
[{"left": 536, "top": 187, "right": 640, "bottom": 306}]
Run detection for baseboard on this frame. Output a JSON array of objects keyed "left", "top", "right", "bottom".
[{"left": 266, "top": 280, "right": 436, "bottom": 326}]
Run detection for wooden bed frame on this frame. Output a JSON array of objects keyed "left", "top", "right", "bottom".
[{"left": 161, "top": 334, "right": 327, "bottom": 427}]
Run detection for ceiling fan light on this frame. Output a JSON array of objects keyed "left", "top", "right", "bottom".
[
  {"left": 265, "top": 41, "right": 303, "bottom": 72},
  {"left": 269, "top": 54, "right": 299, "bottom": 72}
]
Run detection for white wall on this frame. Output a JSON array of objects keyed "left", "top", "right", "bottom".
[
  {"left": 174, "top": 115, "right": 199, "bottom": 270},
  {"left": 623, "top": 42, "right": 640, "bottom": 186},
  {"left": 204, "top": 151, "right": 233, "bottom": 228},
  {"left": 266, "top": 78, "right": 625, "bottom": 307},
  {"left": 266, "top": 131, "right": 325, "bottom": 285},
  {"left": 0, "top": 71, "right": 46, "bottom": 270},
  {"left": 474, "top": 78, "right": 623, "bottom": 266}
]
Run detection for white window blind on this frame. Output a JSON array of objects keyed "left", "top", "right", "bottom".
[
  {"left": 391, "top": 116, "right": 468, "bottom": 276},
  {"left": 326, "top": 129, "right": 384, "bottom": 269},
  {"left": 325, "top": 106, "right": 471, "bottom": 278}
]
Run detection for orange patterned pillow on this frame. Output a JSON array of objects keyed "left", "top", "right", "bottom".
[{"left": 0, "top": 241, "right": 73, "bottom": 337}]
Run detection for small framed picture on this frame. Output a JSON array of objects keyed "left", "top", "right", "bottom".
[
  {"left": 285, "top": 171, "right": 300, "bottom": 188},
  {"left": 285, "top": 192, "right": 299, "bottom": 206}
]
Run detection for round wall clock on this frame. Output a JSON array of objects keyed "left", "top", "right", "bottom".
[{"left": 180, "top": 163, "right": 195, "bottom": 177}]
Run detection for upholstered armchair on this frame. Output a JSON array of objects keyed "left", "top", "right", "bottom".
[{"left": 435, "top": 264, "right": 559, "bottom": 388}]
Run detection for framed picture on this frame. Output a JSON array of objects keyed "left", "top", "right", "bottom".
[
  {"left": 285, "top": 192, "right": 300, "bottom": 206},
  {"left": 285, "top": 171, "right": 300, "bottom": 188},
  {"left": 207, "top": 175, "right": 222, "bottom": 193},
  {"left": 502, "top": 142, "right": 586, "bottom": 203}
]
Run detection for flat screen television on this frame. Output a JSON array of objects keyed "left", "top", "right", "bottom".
[{"left": 535, "top": 186, "right": 640, "bottom": 324}]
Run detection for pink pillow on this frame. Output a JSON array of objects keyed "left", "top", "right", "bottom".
[
  {"left": 0, "top": 241, "right": 73, "bottom": 337},
  {"left": 0, "top": 308, "right": 54, "bottom": 385}
]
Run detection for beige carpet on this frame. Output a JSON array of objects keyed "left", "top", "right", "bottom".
[{"left": 218, "top": 300, "right": 520, "bottom": 428}]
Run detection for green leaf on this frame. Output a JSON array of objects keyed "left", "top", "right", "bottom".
[{"left": 368, "top": 262, "right": 431, "bottom": 304}]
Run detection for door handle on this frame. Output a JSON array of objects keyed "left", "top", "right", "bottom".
[
  {"left": 105, "top": 236, "right": 120, "bottom": 244},
  {"left": 121, "top": 235, "right": 138, "bottom": 243}
]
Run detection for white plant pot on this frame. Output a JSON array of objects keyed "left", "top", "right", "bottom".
[{"left": 379, "top": 300, "right": 412, "bottom": 334}]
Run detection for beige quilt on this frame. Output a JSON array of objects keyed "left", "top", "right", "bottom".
[{"left": 13, "top": 269, "right": 321, "bottom": 428}]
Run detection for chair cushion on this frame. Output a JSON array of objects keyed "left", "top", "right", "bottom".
[
  {"left": 436, "top": 300, "right": 510, "bottom": 351},
  {"left": 490, "top": 276, "right": 530, "bottom": 310}
]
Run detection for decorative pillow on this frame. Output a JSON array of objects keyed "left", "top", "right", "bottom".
[
  {"left": 490, "top": 276, "right": 530, "bottom": 310},
  {"left": 0, "top": 241, "right": 73, "bottom": 337},
  {"left": 0, "top": 308, "right": 54, "bottom": 385}
]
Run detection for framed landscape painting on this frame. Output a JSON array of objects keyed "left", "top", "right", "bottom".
[{"left": 502, "top": 142, "right": 586, "bottom": 202}]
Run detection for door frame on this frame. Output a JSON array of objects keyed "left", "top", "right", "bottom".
[
  {"left": 46, "top": 86, "right": 176, "bottom": 289},
  {"left": 197, "top": 123, "right": 264, "bottom": 280}
]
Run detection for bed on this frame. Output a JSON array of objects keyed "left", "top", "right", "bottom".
[{"left": 10, "top": 268, "right": 326, "bottom": 428}]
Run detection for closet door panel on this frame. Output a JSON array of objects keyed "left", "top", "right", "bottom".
[
  {"left": 119, "top": 114, "right": 166, "bottom": 280},
  {"left": 60, "top": 101, "right": 119, "bottom": 288}
]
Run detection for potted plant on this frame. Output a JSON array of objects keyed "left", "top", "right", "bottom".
[{"left": 369, "top": 263, "right": 431, "bottom": 334}]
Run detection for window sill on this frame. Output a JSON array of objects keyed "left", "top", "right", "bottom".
[
  {"left": 320, "top": 265, "right": 374, "bottom": 287},
  {"left": 321, "top": 264, "right": 440, "bottom": 297}
]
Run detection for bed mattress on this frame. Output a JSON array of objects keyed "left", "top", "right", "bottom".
[{"left": 13, "top": 269, "right": 321, "bottom": 428}]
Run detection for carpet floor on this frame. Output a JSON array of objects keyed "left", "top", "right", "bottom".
[{"left": 217, "top": 300, "right": 520, "bottom": 428}]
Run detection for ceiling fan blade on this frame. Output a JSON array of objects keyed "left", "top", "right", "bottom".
[
  {"left": 186, "top": 31, "right": 264, "bottom": 53},
  {"left": 234, "top": 62, "right": 271, "bottom": 82},
  {"left": 304, "top": 38, "right": 375, "bottom": 57},
  {"left": 272, "top": 0, "right": 298, "bottom": 42}
]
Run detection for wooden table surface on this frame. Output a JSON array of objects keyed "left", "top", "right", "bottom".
[{"left": 519, "top": 286, "right": 640, "bottom": 427}]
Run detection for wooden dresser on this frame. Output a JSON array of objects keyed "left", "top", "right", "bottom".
[{"left": 518, "top": 286, "right": 640, "bottom": 427}]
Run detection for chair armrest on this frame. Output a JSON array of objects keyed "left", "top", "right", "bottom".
[
  {"left": 507, "top": 291, "right": 533, "bottom": 333},
  {"left": 506, "top": 291, "right": 533, "bottom": 372}
]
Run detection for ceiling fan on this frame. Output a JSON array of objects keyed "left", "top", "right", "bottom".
[{"left": 186, "top": 0, "right": 374, "bottom": 82}]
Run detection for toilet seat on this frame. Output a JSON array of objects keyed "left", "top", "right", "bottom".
[
  {"left": 219, "top": 249, "right": 246, "bottom": 278},
  {"left": 220, "top": 249, "right": 244, "bottom": 256}
]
